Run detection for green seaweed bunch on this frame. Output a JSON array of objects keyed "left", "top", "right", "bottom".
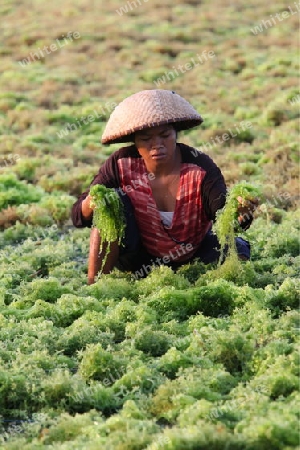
[
  {"left": 211, "top": 182, "right": 262, "bottom": 279},
  {"left": 89, "top": 185, "right": 125, "bottom": 270}
]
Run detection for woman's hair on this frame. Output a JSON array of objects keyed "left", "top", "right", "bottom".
[{"left": 131, "top": 124, "right": 178, "bottom": 143}]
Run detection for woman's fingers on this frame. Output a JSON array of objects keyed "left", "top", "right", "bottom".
[
  {"left": 81, "top": 194, "right": 95, "bottom": 220},
  {"left": 237, "top": 196, "right": 259, "bottom": 208},
  {"left": 237, "top": 196, "right": 259, "bottom": 225}
]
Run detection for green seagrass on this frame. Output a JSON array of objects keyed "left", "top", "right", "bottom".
[
  {"left": 212, "top": 182, "right": 262, "bottom": 279},
  {"left": 89, "top": 185, "right": 125, "bottom": 271}
]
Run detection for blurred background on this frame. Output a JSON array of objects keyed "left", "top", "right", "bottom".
[{"left": 0, "top": 0, "right": 299, "bottom": 230}]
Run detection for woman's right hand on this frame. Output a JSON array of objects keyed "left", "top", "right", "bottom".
[{"left": 81, "top": 194, "right": 94, "bottom": 219}]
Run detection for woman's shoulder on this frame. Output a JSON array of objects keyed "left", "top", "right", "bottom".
[{"left": 179, "top": 143, "right": 219, "bottom": 170}]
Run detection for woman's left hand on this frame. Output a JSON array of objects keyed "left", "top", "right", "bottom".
[{"left": 237, "top": 196, "right": 259, "bottom": 227}]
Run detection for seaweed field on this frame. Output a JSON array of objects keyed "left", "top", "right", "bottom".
[{"left": 0, "top": 0, "right": 299, "bottom": 448}]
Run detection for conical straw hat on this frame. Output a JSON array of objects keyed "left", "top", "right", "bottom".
[{"left": 101, "top": 89, "right": 203, "bottom": 144}]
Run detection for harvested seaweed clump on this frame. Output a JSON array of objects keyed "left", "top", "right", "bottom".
[
  {"left": 211, "top": 181, "right": 261, "bottom": 279},
  {"left": 89, "top": 185, "right": 125, "bottom": 270}
]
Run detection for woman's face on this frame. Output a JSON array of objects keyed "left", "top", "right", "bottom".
[{"left": 134, "top": 124, "right": 177, "bottom": 169}]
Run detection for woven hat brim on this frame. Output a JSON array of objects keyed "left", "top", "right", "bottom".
[
  {"left": 101, "top": 89, "right": 203, "bottom": 145},
  {"left": 102, "top": 117, "right": 203, "bottom": 144}
]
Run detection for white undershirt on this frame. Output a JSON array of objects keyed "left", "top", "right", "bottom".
[{"left": 159, "top": 211, "right": 174, "bottom": 228}]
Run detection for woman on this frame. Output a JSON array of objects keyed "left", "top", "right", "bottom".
[{"left": 71, "top": 90, "right": 257, "bottom": 284}]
